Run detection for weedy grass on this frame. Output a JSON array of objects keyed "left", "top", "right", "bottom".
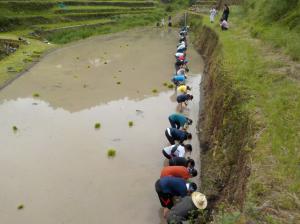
[{"left": 199, "top": 6, "right": 300, "bottom": 223}]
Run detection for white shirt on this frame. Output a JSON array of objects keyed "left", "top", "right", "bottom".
[
  {"left": 175, "top": 52, "right": 184, "bottom": 57},
  {"left": 177, "top": 44, "right": 186, "bottom": 50},
  {"left": 177, "top": 68, "right": 185, "bottom": 75},
  {"left": 163, "top": 144, "right": 185, "bottom": 157}
]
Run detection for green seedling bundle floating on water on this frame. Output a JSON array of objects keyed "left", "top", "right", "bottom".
[
  {"left": 107, "top": 148, "right": 116, "bottom": 158},
  {"left": 94, "top": 123, "right": 101, "bottom": 129},
  {"left": 128, "top": 121, "right": 134, "bottom": 127},
  {"left": 152, "top": 89, "right": 158, "bottom": 93},
  {"left": 12, "top": 126, "right": 18, "bottom": 132},
  {"left": 163, "top": 82, "right": 168, "bottom": 87},
  {"left": 17, "top": 204, "right": 24, "bottom": 210},
  {"left": 32, "top": 93, "right": 40, "bottom": 97},
  {"left": 168, "top": 83, "right": 174, "bottom": 89},
  {"left": 116, "top": 81, "right": 121, "bottom": 85}
]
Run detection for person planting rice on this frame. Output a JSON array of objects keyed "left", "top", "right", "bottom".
[
  {"left": 155, "top": 176, "right": 197, "bottom": 216},
  {"left": 160, "top": 166, "right": 198, "bottom": 180},
  {"left": 171, "top": 75, "right": 186, "bottom": 87},
  {"left": 169, "top": 157, "right": 195, "bottom": 168},
  {"left": 177, "top": 94, "right": 193, "bottom": 110},
  {"left": 162, "top": 144, "right": 192, "bottom": 159},
  {"left": 177, "top": 85, "right": 191, "bottom": 94},
  {"left": 168, "top": 113, "right": 192, "bottom": 129},
  {"left": 166, "top": 192, "right": 207, "bottom": 224},
  {"left": 165, "top": 128, "right": 192, "bottom": 145}
]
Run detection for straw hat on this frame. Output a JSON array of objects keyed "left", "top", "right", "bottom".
[{"left": 191, "top": 192, "right": 207, "bottom": 209}]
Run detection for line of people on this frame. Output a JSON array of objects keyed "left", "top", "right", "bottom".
[{"left": 155, "top": 27, "right": 207, "bottom": 224}]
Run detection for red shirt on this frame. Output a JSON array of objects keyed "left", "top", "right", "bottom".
[{"left": 160, "top": 166, "right": 190, "bottom": 180}]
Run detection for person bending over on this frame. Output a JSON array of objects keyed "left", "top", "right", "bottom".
[
  {"left": 171, "top": 75, "right": 186, "bottom": 87},
  {"left": 165, "top": 128, "right": 192, "bottom": 145},
  {"left": 160, "top": 166, "right": 198, "bottom": 180},
  {"left": 177, "top": 94, "right": 193, "bottom": 110},
  {"left": 166, "top": 192, "right": 207, "bottom": 224},
  {"left": 168, "top": 113, "right": 192, "bottom": 129},
  {"left": 162, "top": 144, "right": 192, "bottom": 159},
  {"left": 177, "top": 85, "right": 191, "bottom": 94},
  {"left": 169, "top": 157, "right": 195, "bottom": 168},
  {"left": 155, "top": 176, "right": 197, "bottom": 217}
]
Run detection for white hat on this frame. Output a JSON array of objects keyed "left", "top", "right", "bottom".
[{"left": 191, "top": 192, "right": 207, "bottom": 209}]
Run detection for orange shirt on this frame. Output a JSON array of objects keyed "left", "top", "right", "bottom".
[{"left": 160, "top": 166, "right": 190, "bottom": 180}]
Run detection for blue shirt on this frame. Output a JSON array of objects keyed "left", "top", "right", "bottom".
[
  {"left": 159, "top": 177, "right": 187, "bottom": 197},
  {"left": 172, "top": 75, "right": 186, "bottom": 82},
  {"left": 169, "top": 114, "right": 187, "bottom": 127},
  {"left": 176, "top": 94, "right": 189, "bottom": 103},
  {"left": 169, "top": 128, "right": 188, "bottom": 143}
]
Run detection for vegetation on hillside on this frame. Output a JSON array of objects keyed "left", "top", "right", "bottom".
[
  {"left": 243, "top": 0, "right": 300, "bottom": 60},
  {"left": 189, "top": 3, "right": 300, "bottom": 223}
]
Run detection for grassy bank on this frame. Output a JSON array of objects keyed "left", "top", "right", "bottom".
[
  {"left": 243, "top": 0, "right": 300, "bottom": 61},
  {"left": 189, "top": 6, "right": 300, "bottom": 224}
]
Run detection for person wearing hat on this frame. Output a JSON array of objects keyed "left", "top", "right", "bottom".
[
  {"left": 155, "top": 176, "right": 197, "bottom": 216},
  {"left": 168, "top": 113, "right": 193, "bottom": 129},
  {"left": 166, "top": 192, "right": 207, "bottom": 223},
  {"left": 165, "top": 128, "right": 192, "bottom": 145},
  {"left": 162, "top": 144, "right": 192, "bottom": 159},
  {"left": 169, "top": 157, "right": 195, "bottom": 168},
  {"left": 160, "top": 166, "right": 198, "bottom": 180}
]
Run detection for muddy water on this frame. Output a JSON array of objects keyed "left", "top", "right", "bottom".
[{"left": 0, "top": 28, "right": 204, "bottom": 224}]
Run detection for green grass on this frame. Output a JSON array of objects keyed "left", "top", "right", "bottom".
[
  {"left": 197, "top": 7, "right": 300, "bottom": 223},
  {"left": 46, "top": 11, "right": 164, "bottom": 44},
  {"left": 242, "top": 0, "right": 300, "bottom": 60}
]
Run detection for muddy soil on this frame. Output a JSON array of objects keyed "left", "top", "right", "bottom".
[{"left": 0, "top": 27, "right": 204, "bottom": 224}]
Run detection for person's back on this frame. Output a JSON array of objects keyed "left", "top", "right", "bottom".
[
  {"left": 159, "top": 176, "right": 187, "bottom": 197},
  {"left": 169, "top": 157, "right": 188, "bottom": 166},
  {"left": 163, "top": 144, "right": 186, "bottom": 158},
  {"left": 169, "top": 114, "right": 187, "bottom": 127},
  {"left": 169, "top": 128, "right": 188, "bottom": 142},
  {"left": 176, "top": 94, "right": 189, "bottom": 103},
  {"left": 166, "top": 196, "right": 196, "bottom": 224},
  {"left": 161, "top": 166, "right": 190, "bottom": 180}
]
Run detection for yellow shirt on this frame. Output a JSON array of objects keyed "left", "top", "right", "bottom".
[{"left": 177, "top": 85, "right": 187, "bottom": 93}]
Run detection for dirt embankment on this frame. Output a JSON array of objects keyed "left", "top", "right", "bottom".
[{"left": 190, "top": 14, "right": 256, "bottom": 215}]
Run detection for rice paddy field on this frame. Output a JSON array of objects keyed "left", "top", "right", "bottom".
[{"left": 0, "top": 0, "right": 178, "bottom": 89}]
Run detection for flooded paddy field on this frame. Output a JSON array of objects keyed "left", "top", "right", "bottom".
[{"left": 0, "top": 28, "right": 203, "bottom": 224}]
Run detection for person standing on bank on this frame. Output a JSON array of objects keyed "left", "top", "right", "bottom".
[
  {"left": 210, "top": 7, "right": 217, "bottom": 23},
  {"left": 168, "top": 113, "right": 193, "bottom": 129},
  {"left": 222, "top": 4, "right": 230, "bottom": 21},
  {"left": 165, "top": 127, "right": 192, "bottom": 145}
]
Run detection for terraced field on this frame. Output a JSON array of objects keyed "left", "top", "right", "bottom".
[{"left": 0, "top": 0, "right": 170, "bottom": 88}]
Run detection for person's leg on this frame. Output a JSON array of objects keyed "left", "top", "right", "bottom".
[
  {"left": 165, "top": 129, "right": 175, "bottom": 145},
  {"left": 169, "top": 117, "right": 176, "bottom": 128},
  {"left": 155, "top": 181, "right": 174, "bottom": 208},
  {"left": 162, "top": 149, "right": 171, "bottom": 159},
  {"left": 175, "top": 121, "right": 181, "bottom": 129}
]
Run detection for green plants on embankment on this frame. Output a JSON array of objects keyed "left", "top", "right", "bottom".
[
  {"left": 189, "top": 9, "right": 300, "bottom": 224},
  {"left": 242, "top": 0, "right": 300, "bottom": 61}
]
